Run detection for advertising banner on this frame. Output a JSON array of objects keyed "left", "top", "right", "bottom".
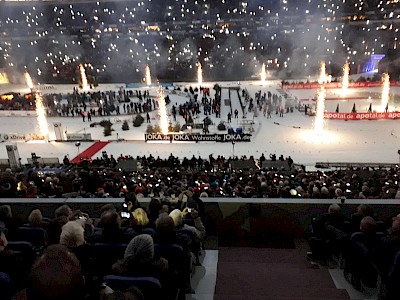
[
  {"left": 145, "top": 133, "right": 252, "bottom": 142},
  {"left": 66, "top": 133, "right": 92, "bottom": 141},
  {"left": 0, "top": 133, "right": 29, "bottom": 142},
  {"left": 284, "top": 81, "right": 400, "bottom": 89},
  {"left": 324, "top": 112, "right": 400, "bottom": 120}
]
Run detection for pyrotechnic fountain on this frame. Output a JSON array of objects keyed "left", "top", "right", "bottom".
[
  {"left": 24, "top": 72, "right": 34, "bottom": 90},
  {"left": 260, "top": 63, "right": 266, "bottom": 84},
  {"left": 197, "top": 62, "right": 203, "bottom": 86},
  {"left": 25, "top": 72, "right": 49, "bottom": 138},
  {"left": 341, "top": 62, "right": 349, "bottom": 94},
  {"left": 381, "top": 73, "right": 390, "bottom": 112},
  {"left": 34, "top": 93, "right": 49, "bottom": 138},
  {"left": 314, "top": 86, "right": 326, "bottom": 132},
  {"left": 145, "top": 65, "right": 152, "bottom": 86},
  {"left": 0, "top": 72, "right": 9, "bottom": 84},
  {"left": 314, "top": 61, "right": 327, "bottom": 132},
  {"left": 79, "top": 64, "right": 89, "bottom": 90},
  {"left": 318, "top": 61, "right": 331, "bottom": 84},
  {"left": 157, "top": 86, "right": 169, "bottom": 134}
]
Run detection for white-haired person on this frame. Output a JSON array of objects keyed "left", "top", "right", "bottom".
[
  {"left": 26, "top": 209, "right": 47, "bottom": 229},
  {"left": 60, "top": 221, "right": 91, "bottom": 280}
]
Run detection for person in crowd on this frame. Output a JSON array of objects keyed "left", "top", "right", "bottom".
[
  {"left": 89, "top": 210, "right": 135, "bottom": 244},
  {"left": 54, "top": 204, "right": 73, "bottom": 219},
  {"left": 0, "top": 205, "right": 20, "bottom": 240},
  {"left": 21, "top": 245, "right": 86, "bottom": 300},
  {"left": 112, "top": 234, "right": 168, "bottom": 278},
  {"left": 154, "top": 213, "right": 191, "bottom": 248},
  {"left": 350, "top": 204, "right": 375, "bottom": 232},
  {"left": 60, "top": 221, "right": 92, "bottom": 280},
  {"left": 169, "top": 208, "right": 206, "bottom": 241},
  {"left": 376, "top": 214, "right": 400, "bottom": 280},
  {"left": 46, "top": 215, "right": 69, "bottom": 245},
  {"left": 148, "top": 198, "right": 163, "bottom": 227},
  {"left": 307, "top": 204, "right": 349, "bottom": 264},
  {"left": 130, "top": 208, "right": 151, "bottom": 234},
  {"left": 112, "top": 233, "right": 180, "bottom": 298},
  {"left": 26, "top": 209, "right": 47, "bottom": 229},
  {"left": 0, "top": 221, "right": 34, "bottom": 296}
]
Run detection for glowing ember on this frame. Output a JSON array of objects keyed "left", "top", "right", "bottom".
[
  {"left": 0, "top": 72, "right": 9, "bottom": 84},
  {"left": 260, "top": 63, "right": 266, "bottom": 84},
  {"left": 157, "top": 86, "right": 169, "bottom": 134},
  {"left": 314, "top": 86, "right": 326, "bottom": 132},
  {"left": 381, "top": 73, "right": 390, "bottom": 112},
  {"left": 24, "top": 72, "right": 34, "bottom": 90},
  {"left": 318, "top": 61, "right": 331, "bottom": 84},
  {"left": 197, "top": 62, "right": 203, "bottom": 86},
  {"left": 79, "top": 64, "right": 89, "bottom": 90},
  {"left": 145, "top": 64, "right": 152, "bottom": 85},
  {"left": 34, "top": 93, "right": 49, "bottom": 138},
  {"left": 341, "top": 62, "right": 349, "bottom": 93}
]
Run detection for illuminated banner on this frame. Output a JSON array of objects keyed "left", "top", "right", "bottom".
[
  {"left": 145, "top": 133, "right": 252, "bottom": 142},
  {"left": 284, "top": 81, "right": 400, "bottom": 89},
  {"left": 324, "top": 112, "right": 400, "bottom": 120}
]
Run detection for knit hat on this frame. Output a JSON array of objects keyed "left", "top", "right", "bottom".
[{"left": 124, "top": 234, "right": 154, "bottom": 264}]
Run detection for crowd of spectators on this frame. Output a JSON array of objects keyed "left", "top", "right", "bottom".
[
  {"left": 0, "top": 190, "right": 206, "bottom": 299},
  {"left": 2, "top": 152, "right": 400, "bottom": 200},
  {"left": 307, "top": 203, "right": 400, "bottom": 299}
]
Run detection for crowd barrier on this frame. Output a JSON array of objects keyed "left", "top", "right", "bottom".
[{"left": 26, "top": 157, "right": 60, "bottom": 165}]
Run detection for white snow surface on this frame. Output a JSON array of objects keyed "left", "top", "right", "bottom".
[{"left": 0, "top": 80, "right": 400, "bottom": 169}]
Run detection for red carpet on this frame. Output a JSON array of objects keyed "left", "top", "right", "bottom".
[
  {"left": 215, "top": 247, "right": 350, "bottom": 300},
  {"left": 70, "top": 141, "right": 109, "bottom": 163}
]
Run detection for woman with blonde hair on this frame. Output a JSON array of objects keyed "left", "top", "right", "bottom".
[{"left": 131, "top": 208, "right": 153, "bottom": 235}]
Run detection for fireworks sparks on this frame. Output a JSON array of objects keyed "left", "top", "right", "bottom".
[
  {"left": 341, "top": 62, "right": 349, "bottom": 95},
  {"left": 157, "top": 86, "right": 169, "bottom": 134},
  {"left": 0, "top": 72, "right": 9, "bottom": 84},
  {"left": 314, "top": 86, "right": 326, "bottom": 132},
  {"left": 24, "top": 72, "right": 34, "bottom": 90},
  {"left": 197, "top": 62, "right": 203, "bottom": 86},
  {"left": 381, "top": 73, "right": 390, "bottom": 112},
  {"left": 79, "top": 64, "right": 89, "bottom": 90},
  {"left": 145, "top": 64, "right": 151, "bottom": 85},
  {"left": 318, "top": 61, "right": 331, "bottom": 84},
  {"left": 34, "top": 93, "right": 49, "bottom": 138},
  {"left": 260, "top": 63, "right": 266, "bottom": 84}
]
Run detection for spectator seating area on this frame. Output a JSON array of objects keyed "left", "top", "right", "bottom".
[
  {"left": 0, "top": 199, "right": 205, "bottom": 300},
  {"left": 306, "top": 203, "right": 400, "bottom": 299},
  {"left": 2, "top": 152, "right": 400, "bottom": 200}
]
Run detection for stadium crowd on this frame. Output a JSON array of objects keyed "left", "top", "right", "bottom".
[
  {"left": 306, "top": 203, "right": 400, "bottom": 299},
  {"left": 0, "top": 191, "right": 206, "bottom": 299},
  {"left": 1, "top": 152, "right": 400, "bottom": 200}
]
